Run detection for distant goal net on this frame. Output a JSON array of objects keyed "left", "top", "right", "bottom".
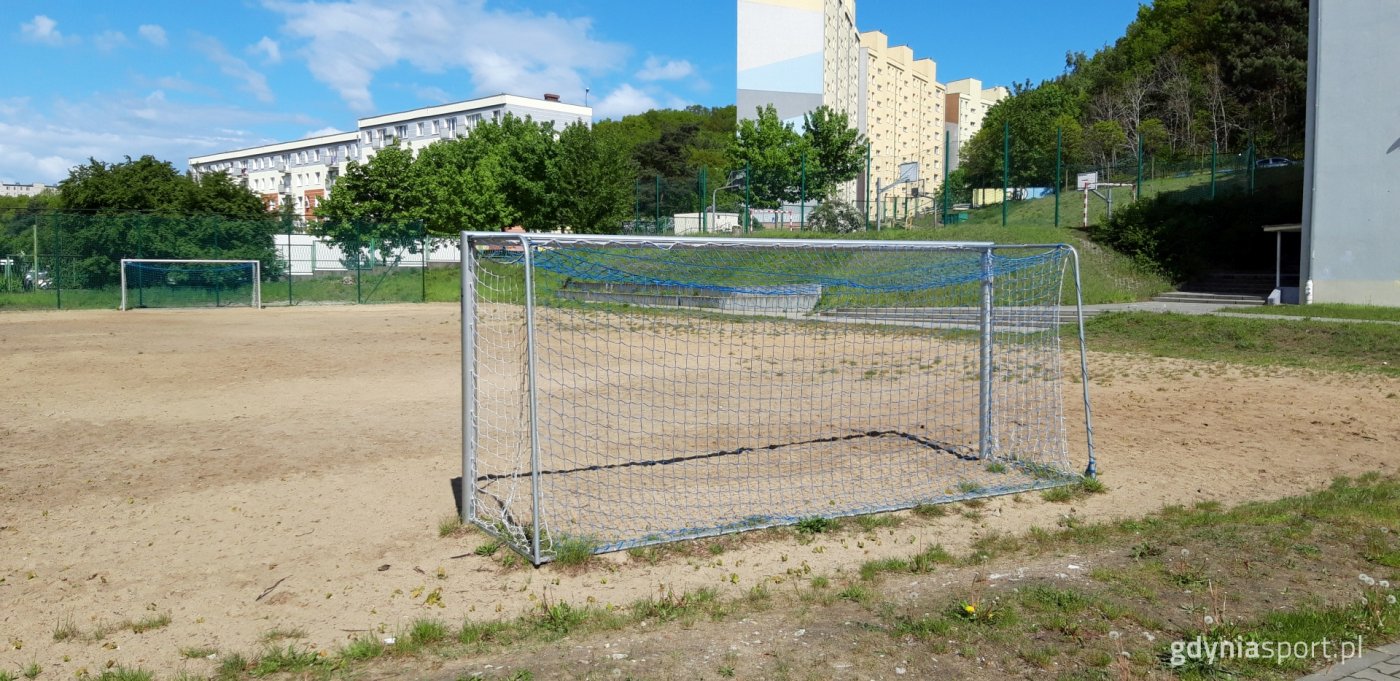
[
  {"left": 460, "top": 232, "right": 1096, "bottom": 564},
  {"left": 120, "top": 259, "right": 262, "bottom": 310}
]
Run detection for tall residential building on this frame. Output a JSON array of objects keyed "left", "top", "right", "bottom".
[
  {"left": 189, "top": 93, "right": 590, "bottom": 222},
  {"left": 858, "top": 31, "right": 944, "bottom": 222},
  {"left": 944, "top": 78, "right": 1010, "bottom": 172},
  {"left": 737, "top": 0, "right": 859, "bottom": 127}
]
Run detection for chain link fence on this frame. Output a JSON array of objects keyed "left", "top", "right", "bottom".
[{"left": 0, "top": 213, "right": 454, "bottom": 310}]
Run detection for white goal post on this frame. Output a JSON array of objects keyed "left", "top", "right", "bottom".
[
  {"left": 119, "top": 259, "right": 262, "bottom": 310},
  {"left": 459, "top": 232, "right": 1097, "bottom": 564}
]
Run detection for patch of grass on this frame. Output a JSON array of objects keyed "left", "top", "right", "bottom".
[
  {"left": 860, "top": 558, "right": 909, "bottom": 581},
  {"left": 259, "top": 626, "right": 307, "bottom": 643},
  {"left": 1082, "top": 311, "right": 1400, "bottom": 376},
  {"left": 985, "top": 462, "right": 1009, "bottom": 474},
  {"left": 20, "top": 663, "right": 40, "bottom": 681},
  {"left": 0, "top": 670, "right": 13, "bottom": 681},
  {"left": 855, "top": 513, "right": 901, "bottom": 532},
  {"left": 912, "top": 503, "right": 947, "bottom": 518},
  {"left": 837, "top": 584, "right": 873, "bottom": 603},
  {"left": 52, "top": 615, "right": 80, "bottom": 641},
  {"left": 955, "top": 480, "right": 984, "bottom": 495},
  {"left": 809, "top": 576, "right": 830, "bottom": 589},
  {"left": 795, "top": 516, "right": 837, "bottom": 535},
  {"left": 180, "top": 645, "right": 218, "bottom": 659},
  {"left": 1232, "top": 303, "right": 1400, "bottom": 323},
  {"left": 95, "top": 668, "right": 155, "bottom": 681},
  {"left": 251, "top": 645, "right": 323, "bottom": 676},
  {"left": 474, "top": 539, "right": 502, "bottom": 557},
  {"left": 214, "top": 653, "right": 249, "bottom": 681},
  {"left": 438, "top": 514, "right": 465, "bottom": 537},
  {"left": 1042, "top": 476, "right": 1107, "bottom": 503},
  {"left": 404, "top": 619, "right": 450, "bottom": 649},
  {"left": 551, "top": 535, "right": 599, "bottom": 567},
  {"left": 130, "top": 613, "right": 171, "bottom": 634}
]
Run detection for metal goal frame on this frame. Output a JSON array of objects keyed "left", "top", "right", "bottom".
[{"left": 119, "top": 259, "right": 263, "bottom": 311}]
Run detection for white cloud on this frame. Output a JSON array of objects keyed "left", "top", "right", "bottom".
[
  {"left": 95, "top": 30, "right": 129, "bottom": 52},
  {"left": 138, "top": 24, "right": 167, "bottom": 47},
  {"left": 20, "top": 15, "right": 70, "bottom": 46},
  {"left": 192, "top": 34, "right": 275, "bottom": 103},
  {"left": 304, "top": 126, "right": 343, "bottom": 137},
  {"left": 249, "top": 36, "right": 281, "bottom": 64},
  {"left": 263, "top": 0, "right": 627, "bottom": 112},
  {"left": 592, "top": 83, "right": 657, "bottom": 120},
  {"left": 636, "top": 56, "right": 694, "bottom": 82},
  {"left": 0, "top": 93, "right": 315, "bottom": 184}
]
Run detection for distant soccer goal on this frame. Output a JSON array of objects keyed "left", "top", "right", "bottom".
[
  {"left": 120, "top": 259, "right": 262, "bottom": 310},
  {"left": 459, "top": 232, "right": 1096, "bottom": 564}
]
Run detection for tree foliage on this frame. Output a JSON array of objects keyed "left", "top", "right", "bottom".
[
  {"left": 550, "top": 122, "right": 638, "bottom": 234},
  {"left": 961, "top": 0, "right": 1308, "bottom": 185},
  {"left": 801, "top": 106, "right": 867, "bottom": 201},
  {"left": 36, "top": 155, "right": 276, "bottom": 286},
  {"left": 727, "top": 105, "right": 807, "bottom": 208}
]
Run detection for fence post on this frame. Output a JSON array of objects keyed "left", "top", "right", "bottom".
[
  {"left": 942, "top": 135, "right": 951, "bottom": 226},
  {"left": 978, "top": 248, "right": 995, "bottom": 459},
  {"left": 654, "top": 175, "right": 661, "bottom": 233},
  {"left": 460, "top": 234, "right": 477, "bottom": 524},
  {"left": 52, "top": 213, "right": 62, "bottom": 309},
  {"left": 744, "top": 161, "right": 751, "bottom": 234},
  {"left": 1054, "top": 127, "right": 1062, "bottom": 228},
  {"left": 1136, "top": 135, "right": 1144, "bottom": 201},
  {"left": 864, "top": 142, "right": 872, "bottom": 230},
  {"left": 1210, "top": 141, "right": 1217, "bottom": 199},
  {"left": 699, "top": 168, "right": 707, "bottom": 234},
  {"left": 287, "top": 218, "right": 294, "bottom": 306},
  {"left": 1247, "top": 136, "right": 1256, "bottom": 194},
  {"left": 420, "top": 223, "right": 427, "bottom": 303},
  {"left": 799, "top": 150, "right": 806, "bottom": 231},
  {"left": 355, "top": 223, "right": 363, "bottom": 304}
]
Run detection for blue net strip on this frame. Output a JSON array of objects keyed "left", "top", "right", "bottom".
[{"left": 530, "top": 247, "right": 1064, "bottom": 294}]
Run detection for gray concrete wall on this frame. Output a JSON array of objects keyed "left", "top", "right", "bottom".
[{"left": 1302, "top": 0, "right": 1400, "bottom": 305}]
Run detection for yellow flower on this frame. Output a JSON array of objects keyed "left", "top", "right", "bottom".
[{"left": 963, "top": 604, "right": 976, "bottom": 614}]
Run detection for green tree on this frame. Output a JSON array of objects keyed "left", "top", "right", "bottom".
[
  {"left": 550, "top": 122, "right": 637, "bottom": 234},
  {"left": 1086, "top": 120, "right": 1128, "bottom": 168},
  {"left": 1137, "top": 118, "right": 1170, "bottom": 156},
  {"left": 50, "top": 155, "right": 274, "bottom": 286},
  {"left": 961, "top": 83, "right": 1083, "bottom": 189},
  {"left": 728, "top": 105, "right": 806, "bottom": 208},
  {"left": 806, "top": 199, "right": 863, "bottom": 234},
  {"left": 801, "top": 106, "right": 866, "bottom": 201},
  {"left": 314, "top": 140, "right": 424, "bottom": 264}
]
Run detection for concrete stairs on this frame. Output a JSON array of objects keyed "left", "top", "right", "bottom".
[
  {"left": 818, "top": 306, "right": 1103, "bottom": 332},
  {"left": 1152, "top": 271, "right": 1275, "bottom": 306}
]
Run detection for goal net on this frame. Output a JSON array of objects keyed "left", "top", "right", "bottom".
[
  {"left": 120, "top": 259, "right": 262, "bottom": 310},
  {"left": 460, "top": 233, "right": 1095, "bottom": 564}
]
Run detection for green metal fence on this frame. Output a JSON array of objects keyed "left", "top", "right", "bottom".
[{"left": 0, "top": 213, "right": 437, "bottom": 310}]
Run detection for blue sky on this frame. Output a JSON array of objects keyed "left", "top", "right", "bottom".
[{"left": 0, "top": 1, "right": 1143, "bottom": 184}]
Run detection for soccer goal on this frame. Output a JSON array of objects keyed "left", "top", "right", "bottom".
[
  {"left": 459, "top": 232, "right": 1096, "bottom": 564},
  {"left": 120, "top": 259, "right": 262, "bottom": 310}
]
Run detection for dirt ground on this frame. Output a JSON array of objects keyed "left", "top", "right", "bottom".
[{"left": 0, "top": 304, "right": 1397, "bottom": 679}]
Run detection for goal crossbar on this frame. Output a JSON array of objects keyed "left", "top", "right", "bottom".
[{"left": 120, "top": 258, "right": 262, "bottom": 310}]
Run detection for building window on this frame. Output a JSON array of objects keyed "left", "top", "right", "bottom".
[
  {"left": 445, "top": 117, "right": 456, "bottom": 133},
  {"left": 431, "top": 119, "right": 439, "bottom": 134},
  {"left": 417, "top": 122, "right": 425, "bottom": 136},
  {"left": 396, "top": 124, "right": 408, "bottom": 139}
]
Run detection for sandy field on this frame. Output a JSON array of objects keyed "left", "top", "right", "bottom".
[{"left": 0, "top": 303, "right": 1397, "bottom": 678}]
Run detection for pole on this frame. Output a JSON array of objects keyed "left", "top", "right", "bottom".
[
  {"left": 942, "top": 135, "right": 951, "bottom": 226},
  {"left": 699, "top": 167, "right": 707, "bottom": 234},
  {"left": 1210, "top": 141, "right": 1217, "bottom": 199},
  {"left": 1068, "top": 247, "right": 1096, "bottom": 477},
  {"left": 1001, "top": 120, "right": 1009, "bottom": 227},
  {"left": 519, "top": 234, "right": 544, "bottom": 565},
  {"left": 1054, "top": 127, "right": 1062, "bottom": 228},
  {"left": 799, "top": 150, "right": 807, "bottom": 231},
  {"left": 1248, "top": 136, "right": 1256, "bottom": 194},
  {"left": 978, "top": 248, "right": 995, "bottom": 459},
  {"left": 744, "top": 161, "right": 751, "bottom": 234},
  {"left": 654, "top": 175, "right": 661, "bottom": 233},
  {"left": 1136, "top": 134, "right": 1143, "bottom": 201},
  {"left": 461, "top": 234, "right": 477, "bottom": 524},
  {"left": 864, "top": 143, "right": 872, "bottom": 230},
  {"left": 287, "top": 220, "right": 293, "bottom": 306}
]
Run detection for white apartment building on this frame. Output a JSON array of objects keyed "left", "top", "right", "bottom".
[
  {"left": 944, "top": 78, "right": 1010, "bottom": 172},
  {"left": 859, "top": 31, "right": 944, "bottom": 221},
  {"left": 0, "top": 182, "right": 53, "bottom": 198},
  {"left": 189, "top": 93, "right": 591, "bottom": 222}
]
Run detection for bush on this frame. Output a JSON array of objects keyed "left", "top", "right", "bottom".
[
  {"left": 1089, "top": 182, "right": 1302, "bottom": 282},
  {"left": 807, "top": 200, "right": 864, "bottom": 234}
]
